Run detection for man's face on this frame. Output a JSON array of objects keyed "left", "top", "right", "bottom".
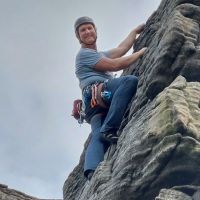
[{"left": 77, "top": 23, "right": 97, "bottom": 45}]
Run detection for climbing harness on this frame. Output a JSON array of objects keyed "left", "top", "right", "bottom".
[{"left": 72, "top": 82, "right": 112, "bottom": 124}]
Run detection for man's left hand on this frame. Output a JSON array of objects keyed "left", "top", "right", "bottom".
[{"left": 135, "top": 23, "right": 145, "bottom": 34}]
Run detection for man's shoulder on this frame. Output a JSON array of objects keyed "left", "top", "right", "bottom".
[
  {"left": 78, "top": 48, "right": 110, "bottom": 57},
  {"left": 76, "top": 48, "right": 102, "bottom": 61},
  {"left": 76, "top": 48, "right": 92, "bottom": 58}
]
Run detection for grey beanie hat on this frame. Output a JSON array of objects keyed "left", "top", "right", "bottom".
[{"left": 74, "top": 16, "right": 95, "bottom": 32}]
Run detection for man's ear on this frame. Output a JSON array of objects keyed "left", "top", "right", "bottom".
[
  {"left": 75, "top": 31, "right": 79, "bottom": 39},
  {"left": 75, "top": 31, "right": 82, "bottom": 44}
]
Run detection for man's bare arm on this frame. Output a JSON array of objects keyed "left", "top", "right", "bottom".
[
  {"left": 95, "top": 47, "right": 147, "bottom": 72},
  {"left": 108, "top": 24, "right": 145, "bottom": 59}
]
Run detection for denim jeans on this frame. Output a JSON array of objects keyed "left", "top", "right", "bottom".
[
  {"left": 83, "top": 75, "right": 138, "bottom": 176},
  {"left": 84, "top": 114, "right": 108, "bottom": 176}
]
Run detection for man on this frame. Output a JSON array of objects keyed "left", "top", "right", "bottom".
[{"left": 74, "top": 16, "right": 146, "bottom": 180}]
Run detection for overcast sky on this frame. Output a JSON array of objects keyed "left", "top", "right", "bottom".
[{"left": 0, "top": 0, "right": 161, "bottom": 199}]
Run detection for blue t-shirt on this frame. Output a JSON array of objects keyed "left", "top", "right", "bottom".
[{"left": 75, "top": 48, "right": 113, "bottom": 90}]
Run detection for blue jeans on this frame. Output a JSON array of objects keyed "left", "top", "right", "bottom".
[{"left": 83, "top": 75, "right": 138, "bottom": 176}]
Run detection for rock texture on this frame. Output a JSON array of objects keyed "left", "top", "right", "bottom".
[
  {"left": 63, "top": 0, "right": 200, "bottom": 199},
  {"left": 0, "top": 184, "right": 61, "bottom": 200},
  {"left": 0, "top": 184, "right": 39, "bottom": 200}
]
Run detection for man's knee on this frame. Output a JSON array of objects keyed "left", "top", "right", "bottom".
[{"left": 125, "top": 75, "right": 138, "bottom": 88}]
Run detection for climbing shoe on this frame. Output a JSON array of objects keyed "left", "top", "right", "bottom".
[
  {"left": 101, "top": 132, "right": 119, "bottom": 144},
  {"left": 87, "top": 170, "right": 94, "bottom": 181}
]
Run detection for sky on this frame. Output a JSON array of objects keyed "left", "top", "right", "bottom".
[{"left": 0, "top": 0, "right": 161, "bottom": 199}]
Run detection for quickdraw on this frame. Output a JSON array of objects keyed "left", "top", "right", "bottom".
[{"left": 90, "top": 83, "right": 108, "bottom": 108}]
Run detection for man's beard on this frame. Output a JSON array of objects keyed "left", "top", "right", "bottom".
[{"left": 80, "top": 36, "right": 97, "bottom": 45}]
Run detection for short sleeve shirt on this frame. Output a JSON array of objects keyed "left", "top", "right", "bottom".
[{"left": 75, "top": 48, "right": 113, "bottom": 90}]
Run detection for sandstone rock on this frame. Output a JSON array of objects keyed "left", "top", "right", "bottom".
[
  {"left": 125, "top": 0, "right": 200, "bottom": 113},
  {"left": 63, "top": 0, "right": 200, "bottom": 199},
  {"left": 0, "top": 184, "right": 39, "bottom": 200},
  {"left": 155, "top": 185, "right": 200, "bottom": 200},
  {"left": 0, "top": 184, "right": 61, "bottom": 200},
  {"left": 155, "top": 188, "right": 192, "bottom": 200}
]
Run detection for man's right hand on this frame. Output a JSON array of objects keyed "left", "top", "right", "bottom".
[{"left": 138, "top": 47, "right": 147, "bottom": 55}]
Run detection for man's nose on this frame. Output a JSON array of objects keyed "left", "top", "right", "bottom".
[{"left": 85, "top": 29, "right": 90, "bottom": 34}]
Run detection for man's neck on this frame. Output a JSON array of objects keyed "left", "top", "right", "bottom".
[{"left": 81, "top": 43, "right": 97, "bottom": 50}]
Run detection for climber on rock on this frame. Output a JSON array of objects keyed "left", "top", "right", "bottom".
[{"left": 74, "top": 16, "right": 147, "bottom": 180}]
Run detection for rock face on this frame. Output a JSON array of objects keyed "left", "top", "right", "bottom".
[
  {"left": 0, "top": 184, "right": 61, "bottom": 200},
  {"left": 63, "top": 0, "right": 200, "bottom": 199},
  {"left": 0, "top": 184, "right": 39, "bottom": 200}
]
